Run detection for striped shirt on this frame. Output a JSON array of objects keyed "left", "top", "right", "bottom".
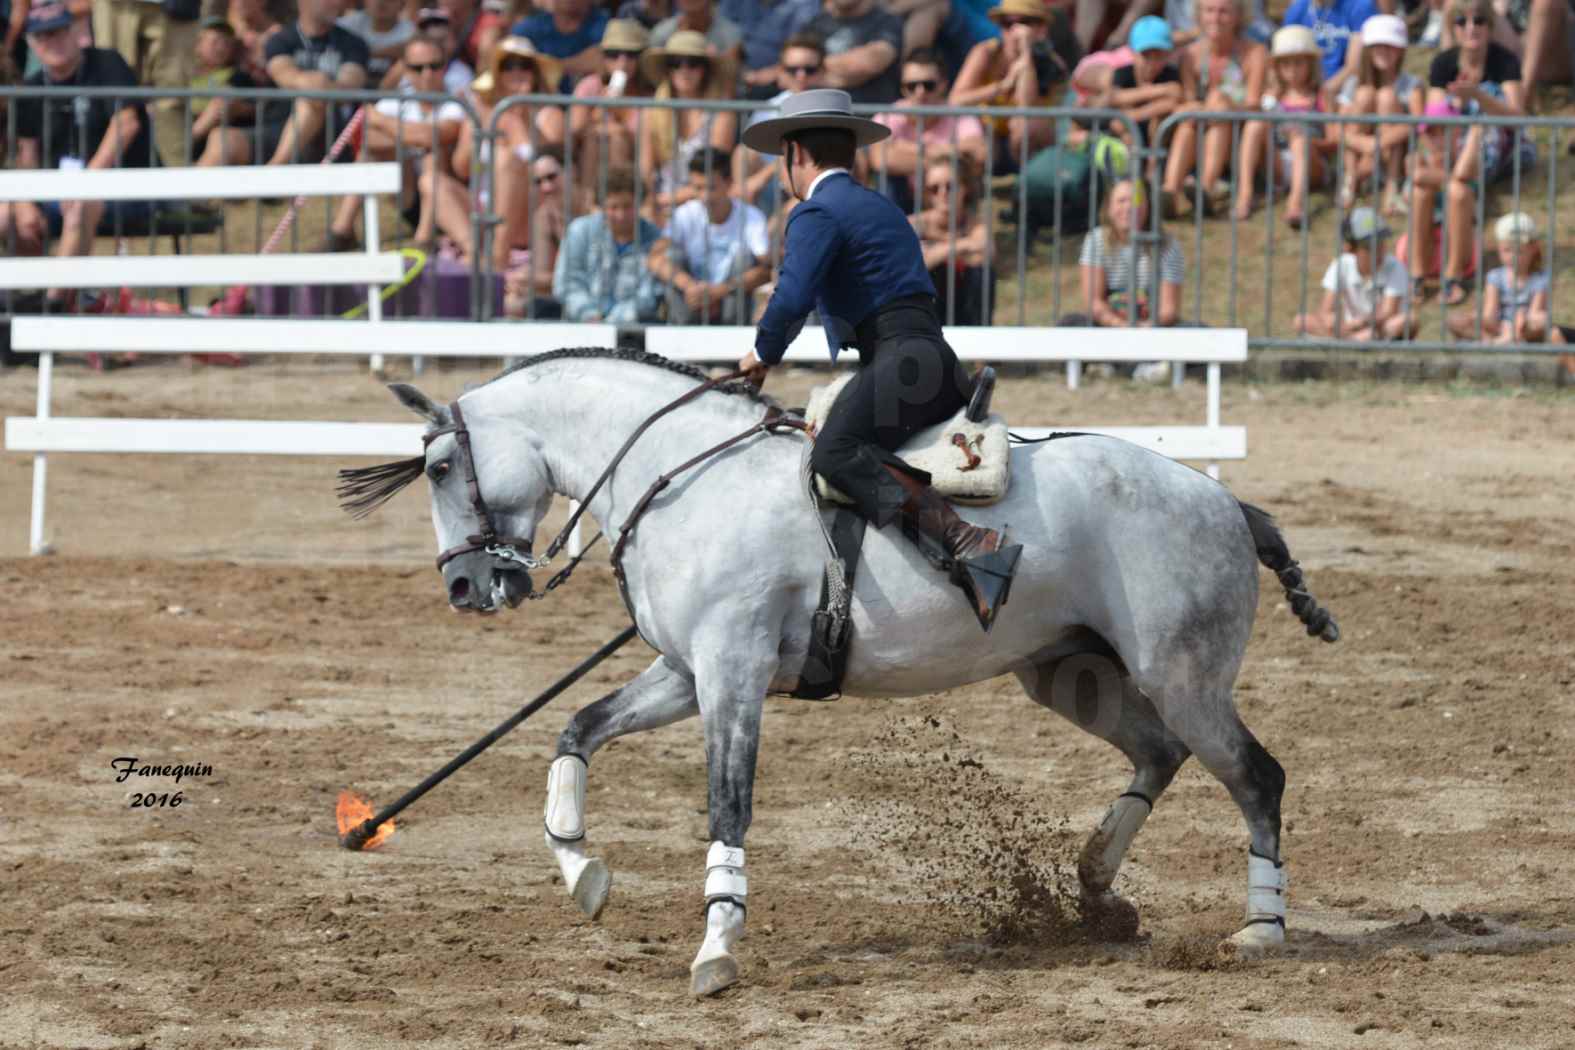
[{"left": 1079, "top": 226, "right": 1185, "bottom": 310}]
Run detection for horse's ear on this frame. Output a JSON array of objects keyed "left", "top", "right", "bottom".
[{"left": 389, "top": 383, "right": 448, "bottom": 425}]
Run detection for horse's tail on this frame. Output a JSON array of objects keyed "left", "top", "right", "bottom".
[{"left": 1239, "top": 501, "right": 1340, "bottom": 643}]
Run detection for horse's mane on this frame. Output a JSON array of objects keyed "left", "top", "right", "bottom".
[
  {"left": 484, "top": 345, "right": 777, "bottom": 407},
  {"left": 337, "top": 346, "right": 776, "bottom": 519}
]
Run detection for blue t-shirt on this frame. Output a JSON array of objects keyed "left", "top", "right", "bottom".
[
  {"left": 1281, "top": 0, "right": 1378, "bottom": 81},
  {"left": 514, "top": 9, "right": 609, "bottom": 89},
  {"left": 1485, "top": 267, "right": 1550, "bottom": 323}
]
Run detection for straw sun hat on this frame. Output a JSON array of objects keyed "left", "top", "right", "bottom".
[
  {"left": 988, "top": 0, "right": 1052, "bottom": 24},
  {"left": 472, "top": 36, "right": 563, "bottom": 102},
  {"left": 639, "top": 29, "right": 737, "bottom": 89}
]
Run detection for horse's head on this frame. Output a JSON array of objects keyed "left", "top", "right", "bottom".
[{"left": 392, "top": 383, "right": 553, "bottom": 615}]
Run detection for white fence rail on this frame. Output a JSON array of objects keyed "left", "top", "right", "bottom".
[{"left": 5, "top": 317, "right": 1245, "bottom": 555}]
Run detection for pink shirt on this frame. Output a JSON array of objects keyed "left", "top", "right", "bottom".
[
  {"left": 573, "top": 74, "right": 642, "bottom": 136},
  {"left": 875, "top": 101, "right": 985, "bottom": 147}
]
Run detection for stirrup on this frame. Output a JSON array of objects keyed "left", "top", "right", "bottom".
[{"left": 951, "top": 543, "right": 1022, "bottom": 632}]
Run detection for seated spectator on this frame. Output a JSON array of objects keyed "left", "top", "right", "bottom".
[
  {"left": 0, "top": 1, "right": 154, "bottom": 310},
  {"left": 1233, "top": 25, "right": 1334, "bottom": 228},
  {"left": 911, "top": 155, "right": 995, "bottom": 325},
  {"left": 406, "top": 8, "right": 478, "bottom": 96},
  {"left": 441, "top": 0, "right": 504, "bottom": 72},
  {"left": 646, "top": 147, "right": 772, "bottom": 323},
  {"left": 1280, "top": 0, "right": 1377, "bottom": 99},
  {"left": 1336, "top": 13, "right": 1422, "bottom": 213},
  {"left": 1107, "top": 17, "right": 1187, "bottom": 162},
  {"left": 1448, "top": 211, "right": 1555, "bottom": 343},
  {"left": 327, "top": 35, "right": 466, "bottom": 251},
  {"left": 441, "top": 38, "right": 566, "bottom": 271},
  {"left": 1293, "top": 206, "right": 1414, "bottom": 340},
  {"left": 338, "top": 0, "right": 414, "bottom": 86},
  {"left": 554, "top": 165, "right": 664, "bottom": 322},
  {"left": 261, "top": 0, "right": 370, "bottom": 166},
  {"left": 638, "top": 30, "right": 738, "bottom": 223},
  {"left": 951, "top": 0, "right": 1074, "bottom": 168},
  {"left": 1409, "top": 0, "right": 1527, "bottom": 305},
  {"left": 189, "top": 16, "right": 263, "bottom": 164},
  {"left": 511, "top": 150, "right": 571, "bottom": 317},
  {"left": 1059, "top": 178, "right": 1185, "bottom": 330},
  {"left": 514, "top": 0, "right": 607, "bottom": 90},
  {"left": 806, "top": 0, "right": 903, "bottom": 105},
  {"left": 1160, "top": 0, "right": 1268, "bottom": 218},
  {"left": 616, "top": 0, "right": 672, "bottom": 31},
  {"left": 741, "top": 31, "right": 827, "bottom": 216},
  {"left": 871, "top": 49, "right": 987, "bottom": 212},
  {"left": 1161, "top": 0, "right": 1277, "bottom": 47},
  {"left": 570, "top": 19, "right": 653, "bottom": 205},
  {"left": 651, "top": 0, "right": 743, "bottom": 64},
  {"left": 724, "top": 0, "right": 819, "bottom": 99}
]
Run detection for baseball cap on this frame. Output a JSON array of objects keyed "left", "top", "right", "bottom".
[
  {"left": 24, "top": 0, "right": 73, "bottom": 35},
  {"left": 1494, "top": 211, "right": 1539, "bottom": 244},
  {"left": 199, "top": 14, "right": 236, "bottom": 33},
  {"left": 1360, "top": 13, "right": 1408, "bottom": 48},
  {"left": 1342, "top": 206, "right": 1391, "bottom": 244},
  {"left": 1128, "top": 15, "right": 1173, "bottom": 53}
]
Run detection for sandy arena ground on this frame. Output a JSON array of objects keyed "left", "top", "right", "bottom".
[{"left": 2, "top": 357, "right": 1573, "bottom": 1050}]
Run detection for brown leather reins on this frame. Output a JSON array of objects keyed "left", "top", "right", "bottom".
[{"left": 429, "top": 369, "right": 807, "bottom": 601}]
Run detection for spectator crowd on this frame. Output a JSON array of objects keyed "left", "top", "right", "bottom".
[{"left": 0, "top": 0, "right": 1572, "bottom": 346}]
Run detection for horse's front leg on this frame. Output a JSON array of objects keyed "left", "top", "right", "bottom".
[
  {"left": 544, "top": 655, "right": 697, "bottom": 918},
  {"left": 688, "top": 644, "right": 776, "bottom": 997}
]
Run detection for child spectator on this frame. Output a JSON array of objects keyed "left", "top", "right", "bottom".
[
  {"left": 1234, "top": 25, "right": 1334, "bottom": 228},
  {"left": 1108, "top": 17, "right": 1187, "bottom": 163},
  {"left": 554, "top": 165, "right": 664, "bottom": 323},
  {"left": 1279, "top": 0, "right": 1378, "bottom": 97},
  {"left": 1448, "top": 212, "right": 1555, "bottom": 344},
  {"left": 1060, "top": 177, "right": 1185, "bottom": 330},
  {"left": 911, "top": 154, "right": 994, "bottom": 326},
  {"left": 1336, "top": 13, "right": 1423, "bottom": 213},
  {"left": 646, "top": 147, "right": 772, "bottom": 323},
  {"left": 189, "top": 16, "right": 262, "bottom": 164},
  {"left": 1293, "top": 205, "right": 1414, "bottom": 340}
]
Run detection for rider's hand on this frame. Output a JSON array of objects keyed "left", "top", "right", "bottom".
[{"left": 737, "top": 351, "right": 768, "bottom": 387}]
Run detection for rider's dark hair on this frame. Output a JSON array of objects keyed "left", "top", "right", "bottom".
[{"left": 789, "top": 128, "right": 856, "bottom": 170}]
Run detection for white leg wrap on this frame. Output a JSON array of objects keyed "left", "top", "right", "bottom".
[
  {"left": 543, "top": 754, "right": 587, "bottom": 841},
  {"left": 1245, "top": 850, "right": 1286, "bottom": 925},
  {"left": 1079, "top": 793, "right": 1152, "bottom": 893},
  {"left": 703, "top": 841, "right": 747, "bottom": 904}
]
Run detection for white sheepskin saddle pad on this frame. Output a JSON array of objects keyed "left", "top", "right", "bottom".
[{"left": 804, "top": 373, "right": 1010, "bottom": 506}]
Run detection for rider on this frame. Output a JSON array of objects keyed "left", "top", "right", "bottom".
[{"left": 738, "top": 89, "right": 1021, "bottom": 631}]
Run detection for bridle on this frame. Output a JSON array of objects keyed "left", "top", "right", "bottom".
[{"left": 428, "top": 369, "right": 807, "bottom": 603}]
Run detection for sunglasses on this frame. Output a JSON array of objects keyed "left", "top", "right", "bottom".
[
  {"left": 500, "top": 57, "right": 536, "bottom": 71},
  {"left": 783, "top": 63, "right": 821, "bottom": 76},
  {"left": 667, "top": 55, "right": 708, "bottom": 70},
  {"left": 1453, "top": 13, "right": 1489, "bottom": 25},
  {"left": 903, "top": 78, "right": 939, "bottom": 93},
  {"left": 997, "top": 15, "right": 1043, "bottom": 27},
  {"left": 535, "top": 170, "right": 561, "bottom": 185},
  {"left": 407, "top": 61, "right": 444, "bottom": 72},
  {"left": 925, "top": 181, "right": 954, "bottom": 193},
  {"left": 605, "top": 48, "right": 640, "bottom": 60}
]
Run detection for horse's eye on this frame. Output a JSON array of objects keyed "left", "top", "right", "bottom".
[{"left": 428, "top": 460, "right": 451, "bottom": 482}]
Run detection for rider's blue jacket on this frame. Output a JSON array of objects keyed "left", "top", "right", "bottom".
[{"left": 754, "top": 170, "right": 936, "bottom": 365}]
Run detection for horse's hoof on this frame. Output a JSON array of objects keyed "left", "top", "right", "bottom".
[
  {"left": 570, "top": 858, "right": 610, "bottom": 920},
  {"left": 1082, "top": 891, "right": 1141, "bottom": 942},
  {"left": 1226, "top": 920, "right": 1285, "bottom": 955},
  {"left": 690, "top": 954, "right": 740, "bottom": 997}
]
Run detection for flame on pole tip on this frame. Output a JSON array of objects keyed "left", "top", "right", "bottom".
[{"left": 336, "top": 790, "right": 395, "bottom": 849}]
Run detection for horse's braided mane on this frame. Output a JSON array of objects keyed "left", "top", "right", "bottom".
[
  {"left": 337, "top": 346, "right": 776, "bottom": 519},
  {"left": 484, "top": 346, "right": 778, "bottom": 407}
]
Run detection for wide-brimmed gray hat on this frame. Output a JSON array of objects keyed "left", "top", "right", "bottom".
[{"left": 741, "top": 88, "right": 890, "bottom": 156}]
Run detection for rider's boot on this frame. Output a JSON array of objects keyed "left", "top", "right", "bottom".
[{"left": 882, "top": 465, "right": 1022, "bottom": 632}]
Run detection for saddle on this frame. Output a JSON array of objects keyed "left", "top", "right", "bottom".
[
  {"left": 782, "top": 368, "right": 1004, "bottom": 702},
  {"left": 802, "top": 367, "right": 1009, "bottom": 506}
]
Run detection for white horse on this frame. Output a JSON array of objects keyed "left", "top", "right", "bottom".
[{"left": 350, "top": 348, "right": 1338, "bottom": 997}]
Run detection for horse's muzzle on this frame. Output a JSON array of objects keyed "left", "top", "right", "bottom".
[{"left": 444, "top": 553, "right": 532, "bottom": 613}]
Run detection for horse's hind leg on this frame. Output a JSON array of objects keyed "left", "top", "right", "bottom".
[
  {"left": 1017, "top": 656, "right": 1191, "bottom": 937},
  {"left": 544, "top": 655, "right": 697, "bottom": 919}
]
